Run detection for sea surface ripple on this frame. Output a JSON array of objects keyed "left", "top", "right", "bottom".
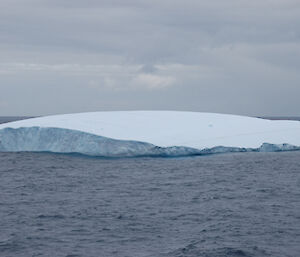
[{"left": 0, "top": 151, "right": 300, "bottom": 257}]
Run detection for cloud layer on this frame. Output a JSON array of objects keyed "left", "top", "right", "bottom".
[{"left": 1, "top": 0, "right": 300, "bottom": 116}]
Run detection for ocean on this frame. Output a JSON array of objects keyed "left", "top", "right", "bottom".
[{"left": 0, "top": 117, "right": 300, "bottom": 257}]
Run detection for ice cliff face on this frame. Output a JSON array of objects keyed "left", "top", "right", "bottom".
[
  {"left": 0, "top": 126, "right": 299, "bottom": 157},
  {"left": 0, "top": 127, "right": 156, "bottom": 157},
  {"left": 0, "top": 127, "right": 201, "bottom": 157}
]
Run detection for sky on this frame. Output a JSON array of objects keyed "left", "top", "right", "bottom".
[{"left": 0, "top": 0, "right": 300, "bottom": 116}]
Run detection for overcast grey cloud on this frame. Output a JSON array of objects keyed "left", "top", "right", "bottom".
[{"left": 0, "top": 0, "right": 300, "bottom": 116}]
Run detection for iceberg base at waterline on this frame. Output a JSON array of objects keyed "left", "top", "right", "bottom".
[{"left": 0, "top": 111, "right": 300, "bottom": 157}]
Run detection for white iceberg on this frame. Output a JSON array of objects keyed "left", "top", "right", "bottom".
[{"left": 0, "top": 111, "right": 300, "bottom": 157}]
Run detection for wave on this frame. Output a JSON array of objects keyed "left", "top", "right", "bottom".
[{"left": 0, "top": 127, "right": 299, "bottom": 157}]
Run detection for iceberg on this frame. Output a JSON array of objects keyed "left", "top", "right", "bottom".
[{"left": 0, "top": 111, "right": 299, "bottom": 157}]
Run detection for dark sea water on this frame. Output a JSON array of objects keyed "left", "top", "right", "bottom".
[{"left": 1, "top": 151, "right": 300, "bottom": 257}]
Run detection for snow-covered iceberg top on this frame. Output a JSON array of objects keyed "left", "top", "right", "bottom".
[{"left": 0, "top": 111, "right": 300, "bottom": 157}]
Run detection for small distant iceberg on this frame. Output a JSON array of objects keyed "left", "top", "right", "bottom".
[{"left": 0, "top": 111, "right": 299, "bottom": 157}]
